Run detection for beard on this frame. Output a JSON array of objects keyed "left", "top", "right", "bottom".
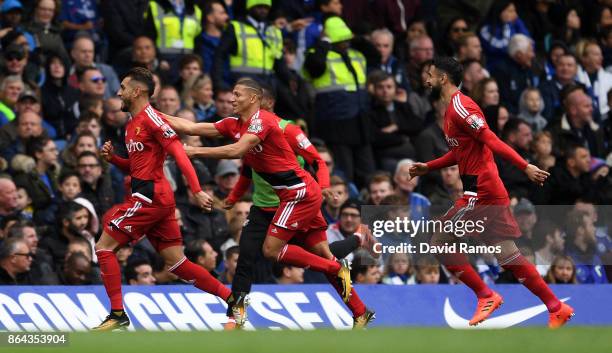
[
  {"left": 429, "top": 84, "right": 441, "bottom": 98},
  {"left": 120, "top": 97, "right": 130, "bottom": 112}
]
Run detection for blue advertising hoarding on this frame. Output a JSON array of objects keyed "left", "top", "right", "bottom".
[{"left": 0, "top": 285, "right": 610, "bottom": 331}]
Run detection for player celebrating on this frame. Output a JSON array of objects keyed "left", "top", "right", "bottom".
[
  {"left": 409, "top": 57, "right": 574, "bottom": 328},
  {"left": 166, "top": 87, "right": 376, "bottom": 329},
  {"left": 164, "top": 77, "right": 359, "bottom": 326},
  {"left": 92, "top": 67, "right": 240, "bottom": 331}
]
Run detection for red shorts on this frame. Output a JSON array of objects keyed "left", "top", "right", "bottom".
[
  {"left": 438, "top": 195, "right": 521, "bottom": 245},
  {"left": 102, "top": 198, "right": 182, "bottom": 252},
  {"left": 268, "top": 183, "right": 328, "bottom": 247}
]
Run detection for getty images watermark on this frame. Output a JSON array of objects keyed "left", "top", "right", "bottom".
[{"left": 368, "top": 216, "right": 502, "bottom": 255}]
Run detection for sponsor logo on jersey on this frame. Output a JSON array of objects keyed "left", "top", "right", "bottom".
[
  {"left": 126, "top": 139, "right": 145, "bottom": 153},
  {"left": 296, "top": 133, "right": 312, "bottom": 149},
  {"left": 466, "top": 114, "right": 484, "bottom": 130},
  {"left": 160, "top": 123, "right": 176, "bottom": 138},
  {"left": 247, "top": 118, "right": 263, "bottom": 134},
  {"left": 445, "top": 135, "right": 459, "bottom": 147}
]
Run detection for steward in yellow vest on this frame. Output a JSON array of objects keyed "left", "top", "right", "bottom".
[
  {"left": 144, "top": 0, "right": 202, "bottom": 55},
  {"left": 212, "top": 0, "right": 287, "bottom": 88}
]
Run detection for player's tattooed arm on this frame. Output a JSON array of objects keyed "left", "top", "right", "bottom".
[
  {"left": 185, "top": 134, "right": 261, "bottom": 159},
  {"left": 160, "top": 112, "right": 222, "bottom": 138}
]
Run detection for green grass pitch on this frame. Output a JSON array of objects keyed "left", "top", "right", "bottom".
[{"left": 3, "top": 327, "right": 611, "bottom": 353}]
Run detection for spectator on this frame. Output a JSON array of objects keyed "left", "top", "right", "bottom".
[
  {"left": 326, "top": 199, "right": 379, "bottom": 263},
  {"left": 125, "top": 257, "right": 156, "bottom": 285},
  {"left": 68, "top": 34, "right": 120, "bottom": 99},
  {"left": 101, "top": 98, "right": 128, "bottom": 157},
  {"left": 369, "top": 72, "right": 422, "bottom": 171},
  {"left": 533, "top": 220, "right": 565, "bottom": 277},
  {"left": 213, "top": 0, "right": 284, "bottom": 88},
  {"left": 513, "top": 198, "right": 538, "bottom": 248},
  {"left": 273, "top": 262, "right": 304, "bottom": 284},
  {"left": 321, "top": 176, "right": 349, "bottom": 224},
  {"left": 547, "top": 85, "right": 606, "bottom": 158},
  {"left": 303, "top": 16, "right": 375, "bottom": 187},
  {"left": 220, "top": 215, "right": 244, "bottom": 257},
  {"left": 7, "top": 220, "right": 58, "bottom": 283},
  {"left": 195, "top": 0, "right": 229, "bottom": 76},
  {"left": 57, "top": 171, "right": 81, "bottom": 202},
  {"left": 39, "top": 201, "right": 91, "bottom": 268},
  {"left": 352, "top": 264, "right": 381, "bottom": 284},
  {"left": 0, "top": 237, "right": 32, "bottom": 284},
  {"left": 440, "top": 16, "right": 470, "bottom": 57},
  {"left": 0, "top": 1, "right": 35, "bottom": 50},
  {"left": 539, "top": 53, "right": 579, "bottom": 122},
  {"left": 479, "top": 0, "right": 531, "bottom": 71},
  {"left": 491, "top": 34, "right": 537, "bottom": 114},
  {"left": 427, "top": 165, "right": 463, "bottom": 215},
  {"left": 517, "top": 87, "right": 547, "bottom": 132},
  {"left": 14, "top": 186, "right": 32, "bottom": 219},
  {"left": 544, "top": 255, "right": 578, "bottom": 284},
  {"left": 0, "top": 75, "right": 24, "bottom": 127},
  {"left": 74, "top": 113, "right": 102, "bottom": 146},
  {"left": 1, "top": 110, "right": 44, "bottom": 163},
  {"left": 406, "top": 35, "right": 434, "bottom": 93},
  {"left": 497, "top": 119, "right": 533, "bottom": 198},
  {"left": 573, "top": 201, "right": 612, "bottom": 256},
  {"left": 408, "top": 256, "right": 441, "bottom": 284},
  {"left": 370, "top": 28, "right": 409, "bottom": 92},
  {"left": 213, "top": 159, "right": 239, "bottom": 201},
  {"left": 185, "top": 239, "right": 219, "bottom": 275},
  {"left": 100, "top": 0, "right": 147, "bottom": 63},
  {"left": 40, "top": 53, "right": 79, "bottom": 138},
  {"left": 295, "top": 0, "right": 342, "bottom": 69},
  {"left": 220, "top": 245, "right": 239, "bottom": 285},
  {"left": 382, "top": 252, "right": 413, "bottom": 285},
  {"left": 157, "top": 85, "right": 181, "bottom": 116},
  {"left": 456, "top": 32, "right": 484, "bottom": 63},
  {"left": 471, "top": 77, "right": 500, "bottom": 110},
  {"left": 61, "top": 131, "right": 98, "bottom": 171},
  {"left": 175, "top": 54, "right": 203, "bottom": 95},
  {"left": 532, "top": 144, "right": 599, "bottom": 205},
  {"left": 60, "top": 252, "right": 92, "bottom": 285},
  {"left": 0, "top": 176, "right": 19, "bottom": 223},
  {"left": 125, "top": 36, "right": 171, "bottom": 83},
  {"left": 186, "top": 74, "right": 216, "bottom": 122},
  {"left": 460, "top": 59, "right": 487, "bottom": 96},
  {"left": 178, "top": 187, "right": 229, "bottom": 251},
  {"left": 144, "top": 0, "right": 202, "bottom": 76},
  {"left": 77, "top": 66, "right": 106, "bottom": 99},
  {"left": 368, "top": 172, "right": 395, "bottom": 205},
  {"left": 13, "top": 136, "right": 59, "bottom": 211},
  {"left": 1, "top": 41, "right": 38, "bottom": 85},
  {"left": 576, "top": 40, "right": 612, "bottom": 120},
  {"left": 210, "top": 87, "right": 233, "bottom": 123},
  {"left": 565, "top": 209, "right": 608, "bottom": 283},
  {"left": 394, "top": 159, "right": 430, "bottom": 219},
  {"left": 76, "top": 151, "right": 114, "bottom": 215},
  {"left": 58, "top": 0, "right": 101, "bottom": 48},
  {"left": 530, "top": 131, "right": 556, "bottom": 171},
  {"left": 24, "top": 0, "right": 68, "bottom": 62}
]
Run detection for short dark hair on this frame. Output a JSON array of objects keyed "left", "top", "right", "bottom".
[
  {"left": 58, "top": 171, "right": 81, "bottom": 185},
  {"left": 501, "top": 118, "right": 529, "bottom": 141},
  {"left": 225, "top": 245, "right": 240, "bottom": 261},
  {"left": 76, "top": 66, "right": 100, "bottom": 82},
  {"left": 560, "top": 83, "right": 587, "bottom": 106},
  {"left": 564, "top": 142, "right": 588, "bottom": 159},
  {"left": 185, "top": 239, "right": 207, "bottom": 263},
  {"left": 432, "top": 56, "right": 464, "bottom": 86},
  {"left": 77, "top": 150, "right": 99, "bottom": 162},
  {"left": 125, "top": 257, "right": 152, "bottom": 283},
  {"left": 58, "top": 201, "right": 87, "bottom": 224},
  {"left": 235, "top": 77, "right": 263, "bottom": 98},
  {"left": 124, "top": 67, "right": 155, "bottom": 97},
  {"left": 0, "top": 237, "right": 26, "bottom": 260},
  {"left": 272, "top": 262, "right": 293, "bottom": 278},
  {"left": 25, "top": 135, "right": 52, "bottom": 160},
  {"left": 204, "top": 0, "right": 226, "bottom": 16},
  {"left": 179, "top": 54, "right": 203, "bottom": 71},
  {"left": 532, "top": 219, "right": 561, "bottom": 251},
  {"left": 7, "top": 220, "right": 36, "bottom": 239}
]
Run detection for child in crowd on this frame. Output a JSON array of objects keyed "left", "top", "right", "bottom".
[
  {"left": 518, "top": 87, "right": 547, "bottom": 132},
  {"left": 545, "top": 255, "right": 578, "bottom": 284},
  {"left": 382, "top": 253, "right": 413, "bottom": 285}
]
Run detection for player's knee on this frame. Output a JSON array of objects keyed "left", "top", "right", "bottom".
[{"left": 94, "top": 240, "right": 113, "bottom": 252}]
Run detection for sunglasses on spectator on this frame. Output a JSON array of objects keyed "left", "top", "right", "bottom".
[
  {"left": 14, "top": 252, "right": 34, "bottom": 258},
  {"left": 452, "top": 27, "right": 468, "bottom": 33},
  {"left": 5, "top": 53, "right": 25, "bottom": 61},
  {"left": 91, "top": 76, "right": 107, "bottom": 84}
]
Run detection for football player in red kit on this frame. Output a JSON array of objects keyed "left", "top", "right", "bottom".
[
  {"left": 410, "top": 57, "right": 574, "bottom": 328},
  {"left": 92, "top": 68, "right": 239, "bottom": 331},
  {"left": 165, "top": 77, "right": 358, "bottom": 325}
]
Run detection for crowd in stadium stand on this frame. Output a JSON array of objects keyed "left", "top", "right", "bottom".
[{"left": 0, "top": 0, "right": 612, "bottom": 287}]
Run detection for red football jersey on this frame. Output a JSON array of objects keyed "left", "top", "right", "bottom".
[
  {"left": 124, "top": 104, "right": 178, "bottom": 207},
  {"left": 214, "top": 109, "right": 315, "bottom": 200},
  {"left": 444, "top": 91, "right": 508, "bottom": 200}
]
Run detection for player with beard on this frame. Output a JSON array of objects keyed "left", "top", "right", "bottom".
[
  {"left": 163, "top": 77, "right": 360, "bottom": 328},
  {"left": 409, "top": 57, "right": 574, "bottom": 328},
  {"left": 92, "top": 67, "right": 239, "bottom": 331}
]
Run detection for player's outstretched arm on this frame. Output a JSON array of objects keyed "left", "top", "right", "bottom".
[
  {"left": 409, "top": 151, "right": 456, "bottom": 178},
  {"left": 185, "top": 134, "right": 261, "bottom": 159},
  {"left": 165, "top": 140, "right": 213, "bottom": 211},
  {"left": 160, "top": 112, "right": 222, "bottom": 138},
  {"left": 101, "top": 140, "right": 130, "bottom": 173}
]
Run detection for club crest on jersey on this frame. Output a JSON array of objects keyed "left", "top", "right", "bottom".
[
  {"left": 160, "top": 123, "right": 176, "bottom": 138},
  {"left": 296, "top": 133, "right": 312, "bottom": 149},
  {"left": 466, "top": 114, "right": 484, "bottom": 130},
  {"left": 247, "top": 118, "right": 263, "bottom": 134},
  {"left": 135, "top": 127, "right": 141, "bottom": 135}
]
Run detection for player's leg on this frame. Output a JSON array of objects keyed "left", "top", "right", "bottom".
[
  {"left": 495, "top": 239, "right": 574, "bottom": 328},
  {"left": 306, "top": 234, "right": 374, "bottom": 328}
]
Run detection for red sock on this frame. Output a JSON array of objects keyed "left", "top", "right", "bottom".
[
  {"left": 325, "top": 274, "right": 366, "bottom": 317},
  {"left": 277, "top": 244, "right": 341, "bottom": 275},
  {"left": 502, "top": 253, "right": 561, "bottom": 312},
  {"left": 170, "top": 257, "right": 231, "bottom": 301},
  {"left": 440, "top": 252, "right": 492, "bottom": 299},
  {"left": 96, "top": 250, "right": 124, "bottom": 311}
]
